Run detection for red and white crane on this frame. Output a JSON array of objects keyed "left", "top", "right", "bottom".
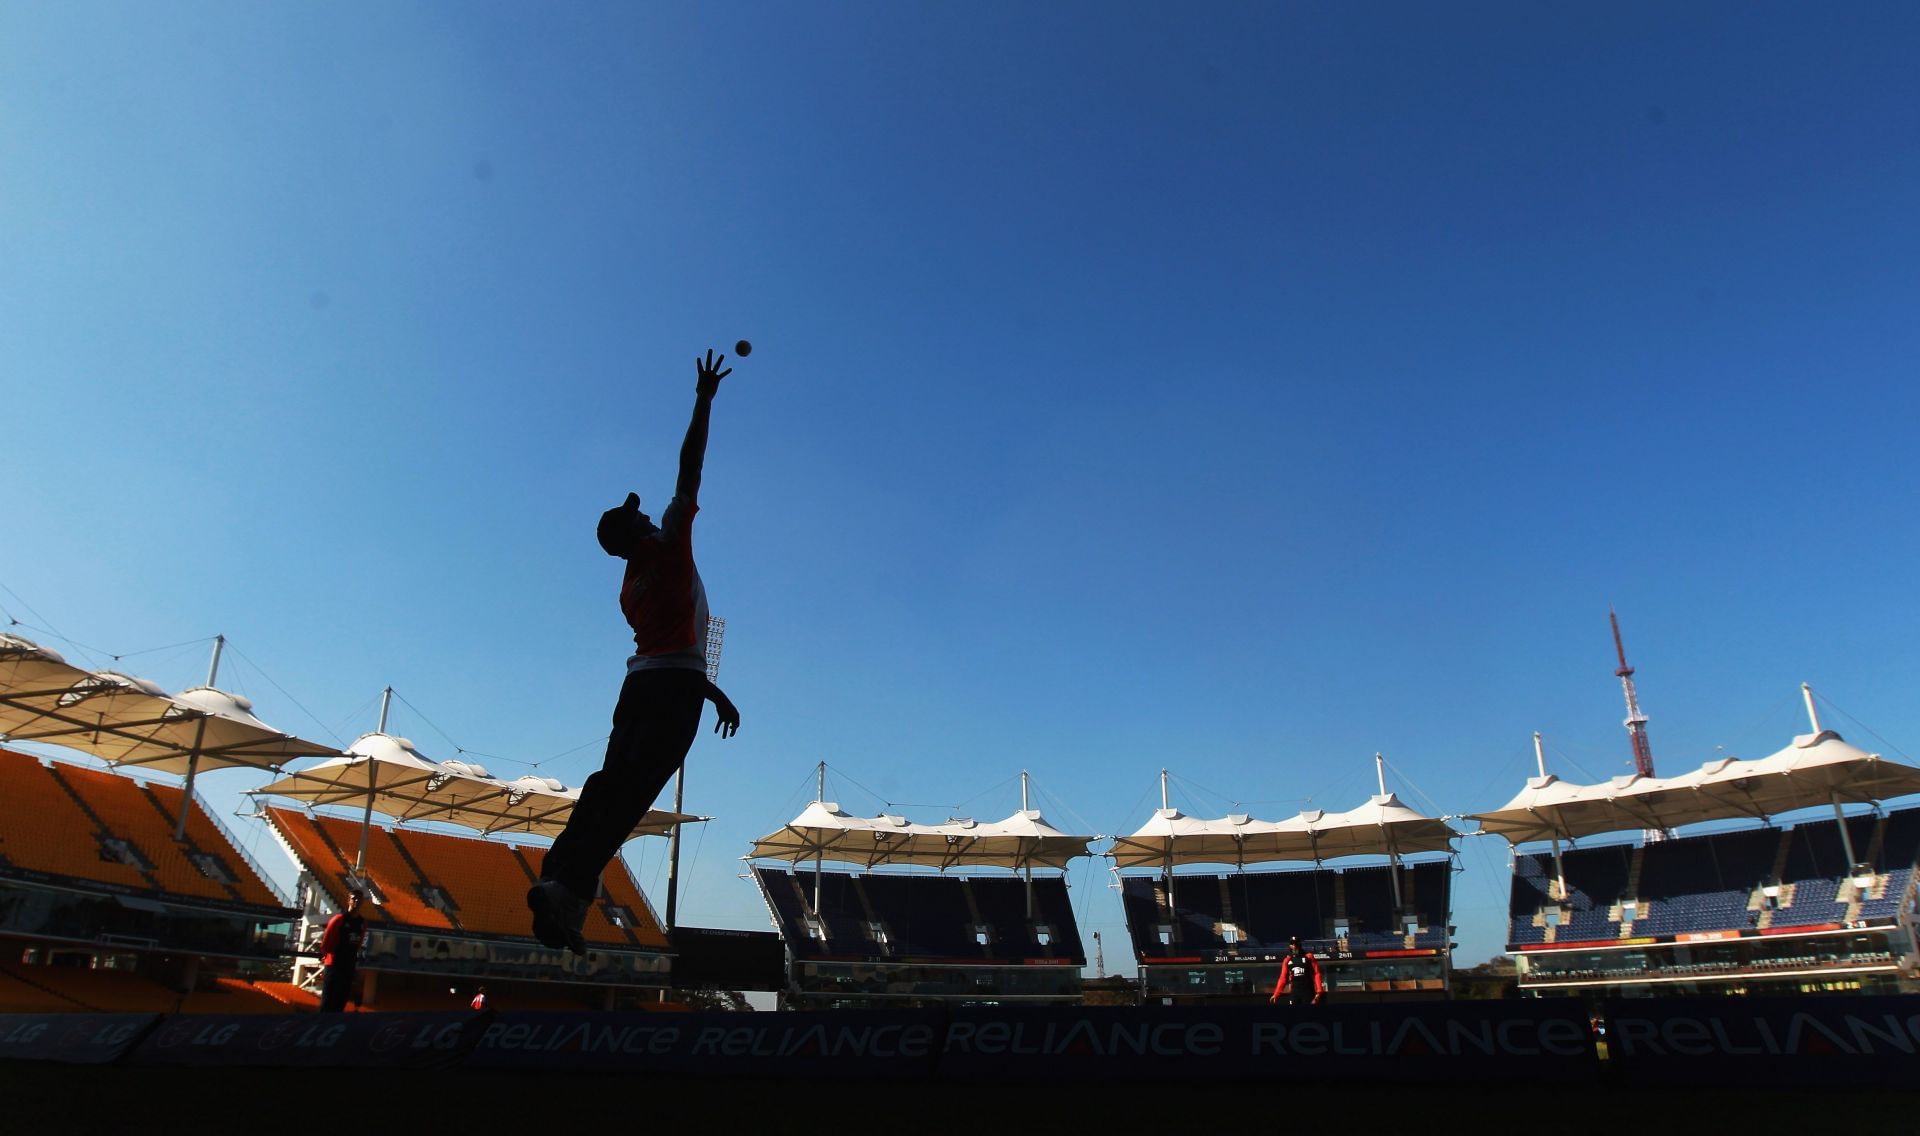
[{"left": 1611, "top": 609, "right": 1657, "bottom": 779}]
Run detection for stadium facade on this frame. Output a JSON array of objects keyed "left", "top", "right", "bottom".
[{"left": 8, "top": 628, "right": 1920, "bottom": 1013}]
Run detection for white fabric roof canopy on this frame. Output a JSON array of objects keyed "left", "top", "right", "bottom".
[
  {"left": 253, "top": 732, "right": 697, "bottom": 840},
  {"left": 748, "top": 801, "right": 1095, "bottom": 870},
  {"left": 0, "top": 633, "right": 337, "bottom": 775},
  {"left": 1468, "top": 730, "right": 1920, "bottom": 844},
  {"left": 1108, "top": 792, "right": 1458, "bottom": 870}
]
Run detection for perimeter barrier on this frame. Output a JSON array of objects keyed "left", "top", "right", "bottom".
[
  {"left": 1602, "top": 996, "right": 1920, "bottom": 1089},
  {"left": 0, "top": 1001, "right": 1607, "bottom": 1083}
]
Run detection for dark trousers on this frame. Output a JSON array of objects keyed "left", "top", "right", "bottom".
[
  {"left": 319, "top": 963, "right": 356, "bottom": 1012},
  {"left": 543, "top": 668, "right": 704, "bottom": 900}
]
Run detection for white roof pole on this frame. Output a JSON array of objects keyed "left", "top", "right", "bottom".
[
  {"left": 1159, "top": 767, "right": 1173, "bottom": 914},
  {"left": 1802, "top": 683, "right": 1822, "bottom": 733},
  {"left": 356, "top": 758, "right": 377, "bottom": 874},
  {"left": 1379, "top": 750, "right": 1404, "bottom": 915},
  {"left": 1538, "top": 732, "right": 1565, "bottom": 901},
  {"left": 359, "top": 688, "right": 391, "bottom": 876},
  {"left": 175, "top": 634, "right": 228, "bottom": 841},
  {"left": 174, "top": 717, "right": 209, "bottom": 841},
  {"left": 812, "top": 760, "right": 826, "bottom": 917},
  {"left": 1833, "top": 791, "right": 1861, "bottom": 874},
  {"left": 1020, "top": 769, "right": 1034, "bottom": 918}
]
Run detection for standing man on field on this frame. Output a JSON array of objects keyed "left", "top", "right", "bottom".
[
  {"left": 318, "top": 890, "right": 367, "bottom": 1012},
  {"left": 1269, "top": 936, "right": 1325, "bottom": 1007},
  {"left": 528, "top": 348, "right": 742, "bottom": 954}
]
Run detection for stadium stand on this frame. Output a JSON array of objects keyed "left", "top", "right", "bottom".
[
  {"left": 262, "top": 806, "right": 674, "bottom": 1011},
  {"left": 1124, "top": 861, "right": 1450, "bottom": 957},
  {"left": 0, "top": 750, "right": 302, "bottom": 1013},
  {"left": 264, "top": 807, "right": 668, "bottom": 950},
  {"left": 1234, "top": 868, "right": 1336, "bottom": 948},
  {"left": 751, "top": 865, "right": 1085, "bottom": 1007},
  {"left": 1507, "top": 808, "right": 1920, "bottom": 995},
  {"left": 1118, "top": 860, "right": 1455, "bottom": 1003}
]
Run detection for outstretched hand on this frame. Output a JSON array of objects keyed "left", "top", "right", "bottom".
[
  {"left": 708, "top": 686, "right": 740, "bottom": 738},
  {"left": 696, "top": 349, "right": 732, "bottom": 398}
]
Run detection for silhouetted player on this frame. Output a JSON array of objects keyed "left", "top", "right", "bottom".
[{"left": 528, "top": 348, "right": 742, "bottom": 953}]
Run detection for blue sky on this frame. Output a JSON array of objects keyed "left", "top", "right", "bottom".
[{"left": 3, "top": 1, "right": 1918, "bottom": 970}]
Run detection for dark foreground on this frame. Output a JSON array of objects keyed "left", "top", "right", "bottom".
[{"left": 3, "top": 1064, "right": 1913, "bottom": 1134}]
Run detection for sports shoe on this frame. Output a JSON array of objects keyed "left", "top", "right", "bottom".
[{"left": 527, "top": 879, "right": 589, "bottom": 954}]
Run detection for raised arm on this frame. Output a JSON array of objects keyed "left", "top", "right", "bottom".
[{"left": 662, "top": 349, "right": 730, "bottom": 533}]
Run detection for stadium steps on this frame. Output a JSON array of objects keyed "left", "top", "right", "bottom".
[
  {"left": 959, "top": 877, "right": 990, "bottom": 954},
  {"left": 55, "top": 764, "right": 235, "bottom": 903},
  {"left": 1846, "top": 817, "right": 1892, "bottom": 923},
  {"left": 308, "top": 817, "right": 400, "bottom": 923},
  {"left": 249, "top": 980, "right": 322, "bottom": 1011},
  {"left": 0, "top": 960, "right": 98, "bottom": 1012},
  {"left": 779, "top": 878, "right": 817, "bottom": 940},
  {"left": 130, "top": 782, "right": 250, "bottom": 906},
  {"left": 175, "top": 978, "right": 291, "bottom": 1014},
  {"left": 0, "top": 751, "right": 145, "bottom": 887},
  {"left": 1398, "top": 863, "right": 1428, "bottom": 948},
  {"left": 291, "top": 809, "right": 394, "bottom": 921},
  {"left": 41, "top": 763, "right": 167, "bottom": 894},
  {"left": 1621, "top": 845, "right": 1646, "bottom": 935},
  {"left": 0, "top": 963, "right": 182, "bottom": 1012},
  {"left": 849, "top": 877, "right": 894, "bottom": 958},
  {"left": 1768, "top": 828, "right": 1794, "bottom": 890},
  {"left": 1755, "top": 829, "right": 1795, "bottom": 930},
  {"left": 144, "top": 779, "right": 287, "bottom": 908},
  {"left": 1332, "top": 873, "right": 1351, "bottom": 952},
  {"left": 382, "top": 828, "right": 464, "bottom": 933}
]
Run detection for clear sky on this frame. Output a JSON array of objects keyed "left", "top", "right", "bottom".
[{"left": 4, "top": 1, "right": 1918, "bottom": 970}]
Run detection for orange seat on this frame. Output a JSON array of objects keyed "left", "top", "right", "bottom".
[
  {"left": 0, "top": 749, "right": 148, "bottom": 888},
  {"left": 266, "top": 806, "right": 667, "bottom": 947},
  {"left": 0, "top": 748, "right": 286, "bottom": 911},
  {"left": 263, "top": 808, "right": 450, "bottom": 929}
]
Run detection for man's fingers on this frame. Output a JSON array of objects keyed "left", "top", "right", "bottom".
[{"left": 715, "top": 366, "right": 732, "bottom": 380}]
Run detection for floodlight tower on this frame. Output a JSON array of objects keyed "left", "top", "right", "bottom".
[{"left": 1610, "top": 610, "right": 1657, "bottom": 779}]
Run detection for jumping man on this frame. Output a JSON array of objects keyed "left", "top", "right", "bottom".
[{"left": 528, "top": 348, "right": 742, "bottom": 953}]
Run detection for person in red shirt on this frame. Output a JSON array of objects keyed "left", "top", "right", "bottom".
[
  {"left": 469, "top": 986, "right": 488, "bottom": 1011},
  {"left": 318, "top": 891, "right": 367, "bottom": 1013},
  {"left": 528, "top": 348, "right": 742, "bottom": 954},
  {"left": 1269, "top": 936, "right": 1325, "bottom": 1007}
]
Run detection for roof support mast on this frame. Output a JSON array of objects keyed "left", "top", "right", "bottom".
[
  {"left": 1535, "top": 732, "right": 1566, "bottom": 902},
  {"left": 1804, "top": 682, "right": 1865, "bottom": 874},
  {"left": 173, "top": 634, "right": 226, "bottom": 841},
  {"left": 1022, "top": 770, "right": 1035, "bottom": 919},
  {"left": 356, "top": 686, "right": 392, "bottom": 877},
  {"left": 1376, "top": 753, "right": 1405, "bottom": 916}
]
